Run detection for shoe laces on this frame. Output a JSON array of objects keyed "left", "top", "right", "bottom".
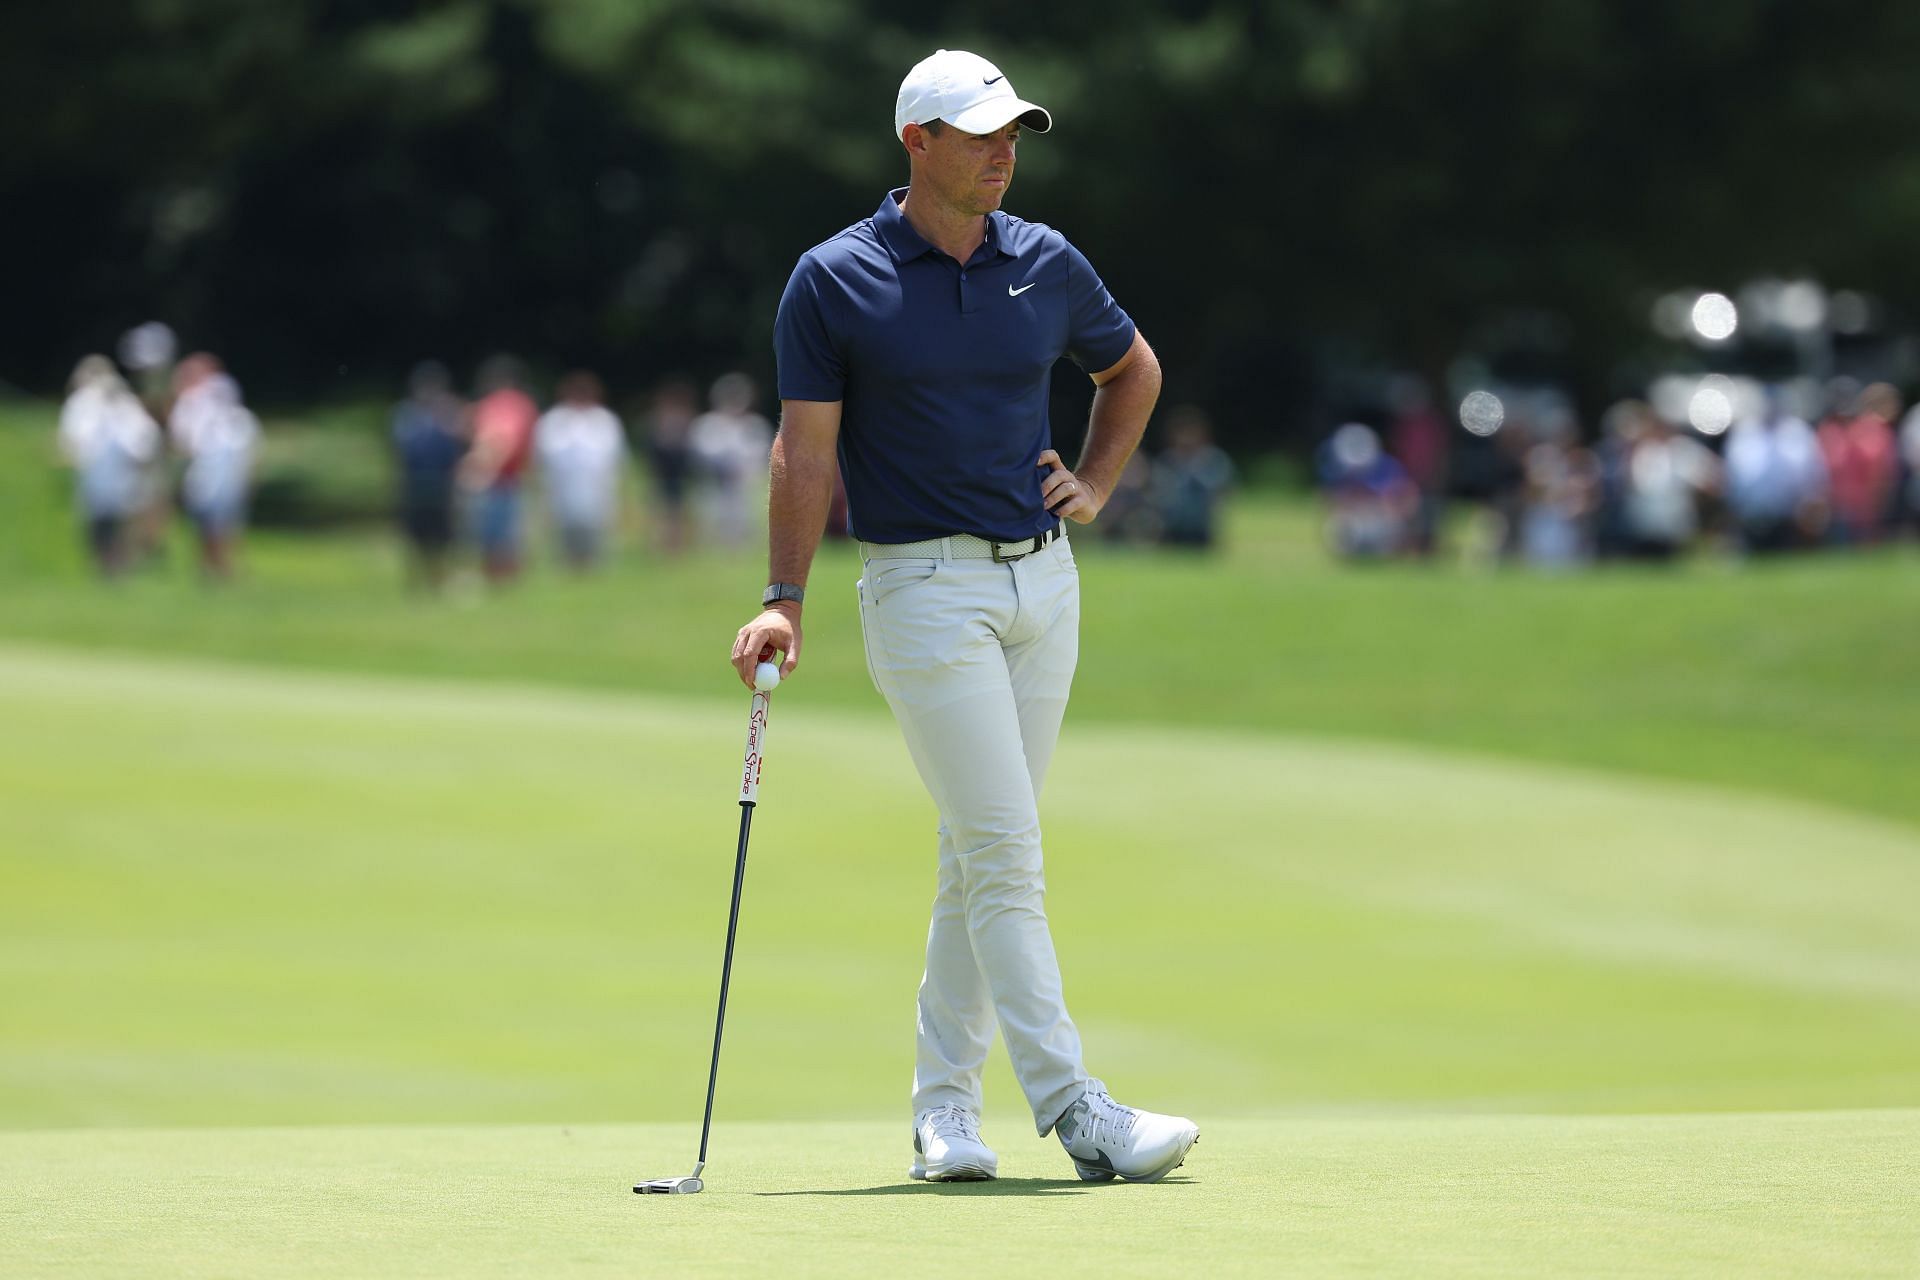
[
  {"left": 1078, "top": 1091, "right": 1139, "bottom": 1147},
  {"left": 924, "top": 1104, "right": 981, "bottom": 1143}
]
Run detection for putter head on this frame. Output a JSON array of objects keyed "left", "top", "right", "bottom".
[{"left": 633, "top": 1175, "right": 703, "bottom": 1195}]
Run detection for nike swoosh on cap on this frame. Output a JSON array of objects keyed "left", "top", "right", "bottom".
[
  {"left": 1008, "top": 282, "right": 1037, "bottom": 297},
  {"left": 984, "top": 75, "right": 1004, "bottom": 85}
]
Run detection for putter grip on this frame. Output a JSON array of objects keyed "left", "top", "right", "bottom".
[{"left": 738, "top": 689, "right": 770, "bottom": 805}]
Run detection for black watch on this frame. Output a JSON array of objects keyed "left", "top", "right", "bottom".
[{"left": 763, "top": 583, "right": 806, "bottom": 608}]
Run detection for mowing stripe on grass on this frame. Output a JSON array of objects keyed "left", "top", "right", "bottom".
[{"left": 4, "top": 643, "right": 1918, "bottom": 1134}]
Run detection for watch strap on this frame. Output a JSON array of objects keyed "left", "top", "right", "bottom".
[{"left": 763, "top": 582, "right": 806, "bottom": 607}]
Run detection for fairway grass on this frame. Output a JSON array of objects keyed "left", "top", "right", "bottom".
[
  {"left": 5, "top": 1112, "right": 1916, "bottom": 1278},
  {"left": 6, "top": 642, "right": 1918, "bottom": 1126},
  {"left": 5, "top": 645, "right": 1918, "bottom": 1276}
]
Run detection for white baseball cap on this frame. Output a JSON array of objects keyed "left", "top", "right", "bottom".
[{"left": 894, "top": 49, "right": 1052, "bottom": 140}]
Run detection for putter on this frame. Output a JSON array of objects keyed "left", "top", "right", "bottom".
[{"left": 635, "top": 662, "right": 780, "bottom": 1196}]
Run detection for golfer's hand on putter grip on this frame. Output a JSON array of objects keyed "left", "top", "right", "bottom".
[{"left": 732, "top": 603, "right": 800, "bottom": 690}]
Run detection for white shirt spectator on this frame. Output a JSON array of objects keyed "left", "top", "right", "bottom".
[
  {"left": 171, "top": 376, "right": 260, "bottom": 459},
  {"left": 1626, "top": 432, "right": 1718, "bottom": 545},
  {"left": 689, "top": 406, "right": 772, "bottom": 544},
  {"left": 1725, "top": 411, "right": 1824, "bottom": 522},
  {"left": 690, "top": 408, "right": 773, "bottom": 484},
  {"left": 1901, "top": 406, "right": 1920, "bottom": 515},
  {"left": 536, "top": 402, "right": 628, "bottom": 531},
  {"left": 170, "top": 375, "right": 259, "bottom": 524},
  {"left": 60, "top": 381, "right": 160, "bottom": 517}
]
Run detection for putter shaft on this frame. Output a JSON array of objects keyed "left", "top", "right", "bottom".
[
  {"left": 635, "top": 687, "right": 770, "bottom": 1196},
  {"left": 697, "top": 801, "right": 753, "bottom": 1169}
]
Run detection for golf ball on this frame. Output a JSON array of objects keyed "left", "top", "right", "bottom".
[{"left": 754, "top": 662, "right": 781, "bottom": 692}]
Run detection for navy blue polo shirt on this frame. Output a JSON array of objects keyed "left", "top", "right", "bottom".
[{"left": 775, "top": 188, "right": 1136, "bottom": 544}]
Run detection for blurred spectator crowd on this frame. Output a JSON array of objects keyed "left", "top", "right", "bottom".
[
  {"left": 58, "top": 334, "right": 258, "bottom": 581},
  {"left": 60, "top": 323, "right": 1919, "bottom": 584},
  {"left": 54, "top": 322, "right": 1242, "bottom": 586},
  {"left": 54, "top": 322, "right": 796, "bottom": 589},
  {"left": 1090, "top": 405, "right": 1238, "bottom": 551},
  {"left": 1317, "top": 376, "right": 1920, "bottom": 567},
  {"left": 388, "top": 355, "right": 773, "bottom": 591}
]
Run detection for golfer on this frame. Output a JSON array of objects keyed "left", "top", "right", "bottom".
[{"left": 731, "top": 49, "right": 1198, "bottom": 1184}]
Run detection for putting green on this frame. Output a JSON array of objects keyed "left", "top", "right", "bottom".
[{"left": 4, "top": 1113, "right": 1916, "bottom": 1278}]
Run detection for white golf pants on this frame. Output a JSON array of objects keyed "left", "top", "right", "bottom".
[{"left": 856, "top": 534, "right": 1091, "bottom": 1135}]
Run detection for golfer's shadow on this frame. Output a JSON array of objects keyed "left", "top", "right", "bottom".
[
  {"left": 759, "top": 1175, "right": 1194, "bottom": 1197},
  {"left": 759, "top": 1176, "right": 1094, "bottom": 1197}
]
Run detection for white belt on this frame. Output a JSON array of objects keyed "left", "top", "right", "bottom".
[{"left": 861, "top": 521, "right": 1066, "bottom": 562}]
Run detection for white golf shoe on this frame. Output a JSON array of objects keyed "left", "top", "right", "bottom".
[
  {"left": 1053, "top": 1088, "right": 1199, "bottom": 1183},
  {"left": 909, "top": 1104, "right": 998, "bottom": 1182}
]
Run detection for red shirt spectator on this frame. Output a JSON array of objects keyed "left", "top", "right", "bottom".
[
  {"left": 1819, "top": 382, "right": 1900, "bottom": 543},
  {"left": 471, "top": 386, "right": 539, "bottom": 484}
]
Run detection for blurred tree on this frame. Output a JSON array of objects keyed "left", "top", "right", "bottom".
[{"left": 4, "top": 0, "right": 1919, "bottom": 450}]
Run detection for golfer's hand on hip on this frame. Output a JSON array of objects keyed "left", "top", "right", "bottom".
[
  {"left": 1038, "top": 450, "right": 1103, "bottom": 524},
  {"left": 732, "top": 604, "right": 802, "bottom": 689}
]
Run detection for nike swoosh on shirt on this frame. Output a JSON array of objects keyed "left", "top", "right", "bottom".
[{"left": 1008, "top": 282, "right": 1037, "bottom": 297}]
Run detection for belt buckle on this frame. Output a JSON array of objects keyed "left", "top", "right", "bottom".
[
  {"left": 993, "top": 523, "right": 1057, "bottom": 562},
  {"left": 992, "top": 537, "right": 1034, "bottom": 563}
]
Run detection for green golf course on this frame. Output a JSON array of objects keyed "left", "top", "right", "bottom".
[{"left": 3, "top": 406, "right": 1918, "bottom": 1276}]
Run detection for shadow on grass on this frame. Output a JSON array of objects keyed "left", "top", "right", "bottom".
[
  {"left": 759, "top": 1177, "right": 1088, "bottom": 1198},
  {"left": 759, "top": 1176, "right": 1197, "bottom": 1197}
]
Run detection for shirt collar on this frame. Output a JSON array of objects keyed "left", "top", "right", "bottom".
[
  {"left": 873, "top": 187, "right": 1014, "bottom": 265},
  {"left": 983, "top": 209, "right": 1010, "bottom": 260},
  {"left": 872, "top": 188, "right": 929, "bottom": 261}
]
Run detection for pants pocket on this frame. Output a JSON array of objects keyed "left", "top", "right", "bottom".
[
  {"left": 866, "top": 557, "right": 941, "bottom": 605},
  {"left": 854, "top": 574, "right": 885, "bottom": 696}
]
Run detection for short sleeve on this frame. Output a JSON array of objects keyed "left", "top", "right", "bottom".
[
  {"left": 774, "top": 255, "right": 848, "bottom": 402},
  {"left": 1062, "top": 238, "right": 1137, "bottom": 374}
]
